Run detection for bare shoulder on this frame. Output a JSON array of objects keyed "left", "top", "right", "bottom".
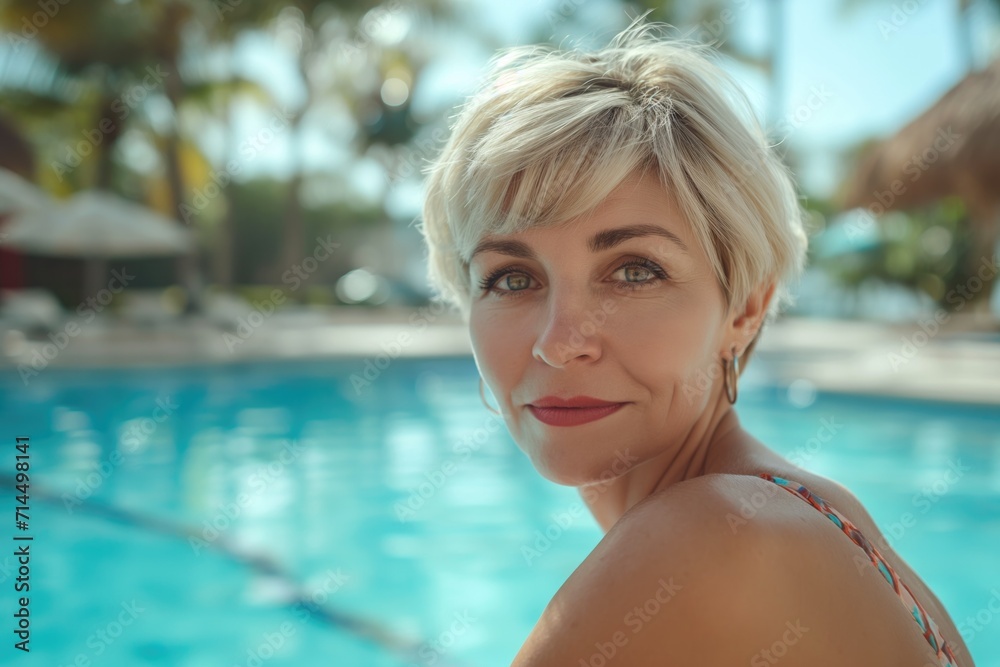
[{"left": 510, "top": 474, "right": 943, "bottom": 667}]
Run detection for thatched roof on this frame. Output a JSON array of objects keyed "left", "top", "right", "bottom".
[{"left": 839, "top": 57, "right": 1000, "bottom": 216}]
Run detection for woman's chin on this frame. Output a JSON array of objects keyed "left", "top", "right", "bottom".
[
  {"left": 535, "top": 467, "right": 588, "bottom": 487},
  {"left": 527, "top": 449, "right": 617, "bottom": 487}
]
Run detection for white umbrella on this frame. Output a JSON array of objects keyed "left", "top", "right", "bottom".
[
  {"left": 2, "top": 189, "right": 194, "bottom": 296},
  {"left": 2, "top": 189, "right": 193, "bottom": 257},
  {"left": 0, "top": 168, "right": 53, "bottom": 217},
  {"left": 0, "top": 169, "right": 56, "bottom": 293}
]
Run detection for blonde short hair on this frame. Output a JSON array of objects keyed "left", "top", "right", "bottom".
[{"left": 418, "top": 18, "right": 809, "bottom": 366}]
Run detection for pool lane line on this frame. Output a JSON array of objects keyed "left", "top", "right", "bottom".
[{"left": 0, "top": 474, "right": 476, "bottom": 667}]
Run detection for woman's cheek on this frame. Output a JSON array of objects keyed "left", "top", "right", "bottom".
[
  {"left": 471, "top": 320, "right": 524, "bottom": 388},
  {"left": 618, "top": 295, "right": 717, "bottom": 366}
]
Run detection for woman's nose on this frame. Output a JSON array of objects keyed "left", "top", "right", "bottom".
[{"left": 531, "top": 297, "right": 608, "bottom": 367}]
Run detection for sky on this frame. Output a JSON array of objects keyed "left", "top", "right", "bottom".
[
  {"left": 219, "top": 0, "right": 998, "bottom": 208},
  {"left": 759, "top": 0, "right": 990, "bottom": 193}
]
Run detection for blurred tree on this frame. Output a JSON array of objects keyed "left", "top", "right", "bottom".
[
  {"left": 187, "top": 0, "right": 449, "bottom": 291},
  {"left": 0, "top": 0, "right": 190, "bottom": 190},
  {"left": 814, "top": 197, "right": 977, "bottom": 313},
  {"left": 0, "top": 111, "right": 33, "bottom": 178},
  {"left": 0, "top": 0, "right": 207, "bottom": 306},
  {"left": 226, "top": 176, "right": 381, "bottom": 286},
  {"left": 0, "top": 0, "right": 452, "bottom": 298}
]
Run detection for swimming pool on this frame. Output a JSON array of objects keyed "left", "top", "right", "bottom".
[{"left": 1, "top": 356, "right": 997, "bottom": 666}]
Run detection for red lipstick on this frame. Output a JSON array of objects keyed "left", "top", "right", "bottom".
[{"left": 526, "top": 396, "right": 627, "bottom": 427}]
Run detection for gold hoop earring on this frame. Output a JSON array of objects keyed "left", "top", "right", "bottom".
[
  {"left": 722, "top": 344, "right": 740, "bottom": 405},
  {"left": 479, "top": 377, "right": 502, "bottom": 416}
]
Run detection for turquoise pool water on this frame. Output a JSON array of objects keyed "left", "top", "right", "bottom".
[{"left": 0, "top": 357, "right": 997, "bottom": 666}]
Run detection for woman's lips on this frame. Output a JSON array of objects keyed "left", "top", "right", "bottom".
[{"left": 527, "top": 403, "right": 626, "bottom": 427}]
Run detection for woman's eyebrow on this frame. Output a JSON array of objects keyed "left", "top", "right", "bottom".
[
  {"left": 470, "top": 223, "right": 689, "bottom": 260},
  {"left": 589, "top": 224, "right": 689, "bottom": 254},
  {"left": 470, "top": 238, "right": 537, "bottom": 261}
]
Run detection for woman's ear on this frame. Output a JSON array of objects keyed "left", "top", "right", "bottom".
[{"left": 728, "top": 281, "right": 776, "bottom": 355}]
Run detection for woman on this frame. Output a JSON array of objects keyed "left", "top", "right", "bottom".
[{"left": 418, "top": 17, "right": 972, "bottom": 667}]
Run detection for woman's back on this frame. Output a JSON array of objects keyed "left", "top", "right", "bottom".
[
  {"left": 714, "top": 437, "right": 973, "bottom": 665},
  {"left": 513, "top": 467, "right": 971, "bottom": 665}
]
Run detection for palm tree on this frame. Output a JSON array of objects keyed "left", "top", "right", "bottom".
[
  {"left": 0, "top": 0, "right": 208, "bottom": 307},
  {"left": 186, "top": 1, "right": 447, "bottom": 291}
]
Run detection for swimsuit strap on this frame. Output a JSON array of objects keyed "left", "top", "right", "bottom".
[{"left": 758, "top": 473, "right": 959, "bottom": 667}]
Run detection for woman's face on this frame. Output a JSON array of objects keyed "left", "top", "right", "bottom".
[{"left": 468, "top": 169, "right": 751, "bottom": 486}]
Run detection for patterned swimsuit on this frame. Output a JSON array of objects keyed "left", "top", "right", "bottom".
[{"left": 758, "top": 474, "right": 960, "bottom": 667}]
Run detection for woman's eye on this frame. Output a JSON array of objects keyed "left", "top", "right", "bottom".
[
  {"left": 612, "top": 259, "right": 668, "bottom": 291},
  {"left": 479, "top": 258, "right": 668, "bottom": 298},
  {"left": 497, "top": 274, "right": 531, "bottom": 291},
  {"left": 478, "top": 267, "right": 533, "bottom": 298},
  {"left": 619, "top": 265, "right": 654, "bottom": 282}
]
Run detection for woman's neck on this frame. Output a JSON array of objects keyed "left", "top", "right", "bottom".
[{"left": 576, "top": 403, "right": 751, "bottom": 533}]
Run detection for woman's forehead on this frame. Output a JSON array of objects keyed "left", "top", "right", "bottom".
[
  {"left": 479, "top": 171, "right": 687, "bottom": 239},
  {"left": 471, "top": 212, "right": 695, "bottom": 267}
]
